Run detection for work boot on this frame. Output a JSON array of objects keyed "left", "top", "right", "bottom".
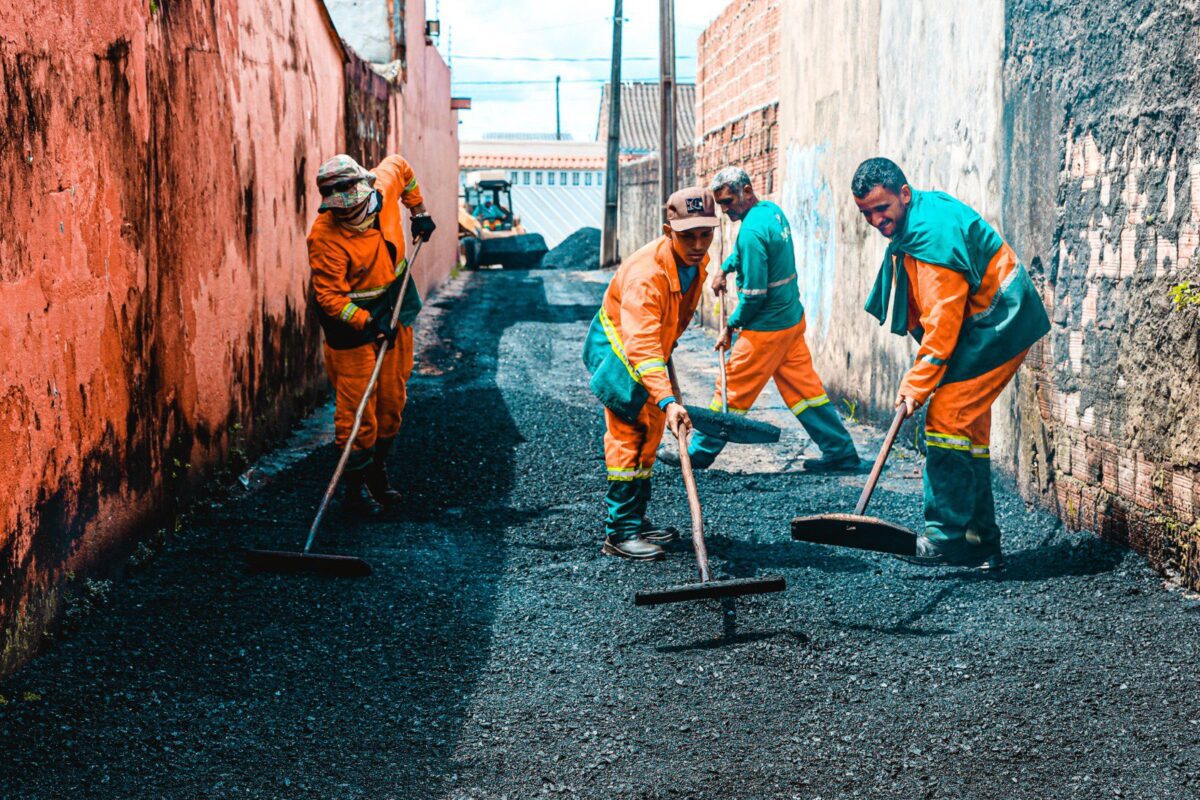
[
  {"left": 638, "top": 524, "right": 679, "bottom": 544},
  {"left": 342, "top": 468, "right": 381, "bottom": 516},
  {"left": 602, "top": 535, "right": 665, "bottom": 561},
  {"left": 896, "top": 534, "right": 1004, "bottom": 572},
  {"left": 365, "top": 436, "right": 402, "bottom": 507},
  {"left": 803, "top": 452, "right": 872, "bottom": 474},
  {"left": 654, "top": 447, "right": 716, "bottom": 470}
]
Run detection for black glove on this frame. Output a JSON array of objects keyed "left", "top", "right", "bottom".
[
  {"left": 411, "top": 213, "right": 436, "bottom": 242},
  {"left": 369, "top": 313, "right": 398, "bottom": 346}
]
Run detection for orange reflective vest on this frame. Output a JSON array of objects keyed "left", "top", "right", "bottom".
[
  {"left": 582, "top": 237, "right": 707, "bottom": 421},
  {"left": 308, "top": 155, "right": 424, "bottom": 348}
]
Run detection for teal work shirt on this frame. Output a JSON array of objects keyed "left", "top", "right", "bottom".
[{"left": 722, "top": 201, "right": 804, "bottom": 331}]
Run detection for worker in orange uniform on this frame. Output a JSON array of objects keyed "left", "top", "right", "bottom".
[
  {"left": 581, "top": 187, "right": 718, "bottom": 560},
  {"left": 852, "top": 157, "right": 1050, "bottom": 570},
  {"left": 308, "top": 154, "right": 436, "bottom": 514},
  {"left": 660, "top": 166, "right": 864, "bottom": 472}
]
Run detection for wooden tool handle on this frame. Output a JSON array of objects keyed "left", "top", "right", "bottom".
[
  {"left": 303, "top": 238, "right": 425, "bottom": 553},
  {"left": 853, "top": 405, "right": 907, "bottom": 516},
  {"left": 717, "top": 298, "right": 729, "bottom": 414},
  {"left": 667, "top": 358, "right": 710, "bottom": 583}
]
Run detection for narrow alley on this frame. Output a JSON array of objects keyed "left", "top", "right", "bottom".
[{"left": 2, "top": 268, "right": 1197, "bottom": 800}]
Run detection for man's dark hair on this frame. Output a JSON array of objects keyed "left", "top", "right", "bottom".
[{"left": 851, "top": 157, "right": 909, "bottom": 198}]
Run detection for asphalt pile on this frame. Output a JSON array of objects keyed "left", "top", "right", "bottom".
[
  {"left": 542, "top": 226, "right": 601, "bottom": 270},
  {"left": 2, "top": 268, "right": 1199, "bottom": 799}
]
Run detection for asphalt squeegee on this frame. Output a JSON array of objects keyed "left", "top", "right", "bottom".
[
  {"left": 790, "top": 406, "right": 918, "bottom": 555},
  {"left": 635, "top": 362, "right": 786, "bottom": 606},
  {"left": 243, "top": 238, "right": 426, "bottom": 578}
]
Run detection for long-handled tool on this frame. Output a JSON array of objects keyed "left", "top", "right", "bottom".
[
  {"left": 244, "top": 238, "right": 426, "bottom": 578},
  {"left": 635, "top": 363, "right": 786, "bottom": 605},
  {"left": 685, "top": 294, "right": 781, "bottom": 445},
  {"left": 790, "top": 406, "right": 918, "bottom": 555}
]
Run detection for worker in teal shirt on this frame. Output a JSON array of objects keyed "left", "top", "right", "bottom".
[{"left": 662, "top": 167, "right": 863, "bottom": 472}]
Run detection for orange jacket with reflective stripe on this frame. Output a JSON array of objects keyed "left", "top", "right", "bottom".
[
  {"left": 899, "top": 241, "right": 1022, "bottom": 403},
  {"left": 308, "top": 155, "right": 424, "bottom": 331},
  {"left": 597, "top": 237, "right": 707, "bottom": 406}
]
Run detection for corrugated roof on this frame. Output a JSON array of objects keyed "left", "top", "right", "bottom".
[
  {"left": 460, "top": 153, "right": 607, "bottom": 170},
  {"left": 595, "top": 81, "right": 696, "bottom": 154},
  {"left": 509, "top": 184, "right": 605, "bottom": 249},
  {"left": 460, "top": 139, "right": 607, "bottom": 171}
]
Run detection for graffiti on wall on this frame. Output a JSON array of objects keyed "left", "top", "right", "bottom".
[{"left": 782, "top": 141, "right": 837, "bottom": 341}]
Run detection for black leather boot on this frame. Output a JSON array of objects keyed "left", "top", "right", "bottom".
[
  {"left": 342, "top": 467, "right": 381, "bottom": 515},
  {"left": 365, "top": 437, "right": 402, "bottom": 506}
]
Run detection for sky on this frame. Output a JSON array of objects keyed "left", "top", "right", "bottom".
[{"left": 432, "top": 0, "right": 731, "bottom": 142}]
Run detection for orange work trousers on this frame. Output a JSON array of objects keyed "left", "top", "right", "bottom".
[
  {"left": 922, "top": 348, "right": 1028, "bottom": 545},
  {"left": 711, "top": 317, "right": 830, "bottom": 415},
  {"left": 603, "top": 401, "right": 667, "bottom": 481},
  {"left": 323, "top": 326, "right": 415, "bottom": 465}
]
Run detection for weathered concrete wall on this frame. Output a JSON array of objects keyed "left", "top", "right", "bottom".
[
  {"left": 398, "top": 0, "right": 460, "bottom": 297},
  {"left": 777, "top": 0, "right": 1200, "bottom": 587},
  {"left": 1005, "top": 0, "right": 1200, "bottom": 586},
  {"left": 0, "top": 0, "right": 437, "bottom": 675},
  {"left": 777, "top": 0, "right": 1006, "bottom": 423},
  {"left": 0, "top": 0, "right": 458, "bottom": 675},
  {"left": 326, "top": 0, "right": 393, "bottom": 63}
]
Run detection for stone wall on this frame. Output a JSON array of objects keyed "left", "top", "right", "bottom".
[{"left": 775, "top": 0, "right": 1200, "bottom": 588}]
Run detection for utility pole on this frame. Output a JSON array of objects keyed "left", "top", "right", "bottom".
[
  {"left": 555, "top": 75, "right": 562, "bottom": 141},
  {"left": 658, "top": 0, "right": 676, "bottom": 222},
  {"left": 601, "top": 0, "right": 623, "bottom": 267}
]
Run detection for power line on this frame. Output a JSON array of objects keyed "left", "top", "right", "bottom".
[
  {"left": 453, "top": 77, "right": 695, "bottom": 86},
  {"left": 451, "top": 54, "right": 696, "bottom": 62}
]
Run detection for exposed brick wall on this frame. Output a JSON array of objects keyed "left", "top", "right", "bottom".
[
  {"left": 1005, "top": 1, "right": 1200, "bottom": 589},
  {"left": 695, "top": 0, "right": 780, "bottom": 194},
  {"left": 617, "top": 148, "right": 696, "bottom": 258}
]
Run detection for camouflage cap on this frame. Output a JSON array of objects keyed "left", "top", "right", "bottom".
[{"left": 316, "top": 154, "right": 377, "bottom": 212}]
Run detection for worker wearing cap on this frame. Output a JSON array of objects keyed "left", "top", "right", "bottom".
[
  {"left": 852, "top": 157, "right": 1050, "bottom": 569},
  {"left": 665, "top": 166, "right": 862, "bottom": 472},
  {"left": 308, "top": 154, "right": 437, "bottom": 513},
  {"left": 582, "top": 187, "right": 718, "bottom": 560}
]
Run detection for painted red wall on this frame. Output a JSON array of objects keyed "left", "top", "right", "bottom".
[
  {"left": 398, "top": 0, "right": 460, "bottom": 297},
  {"left": 0, "top": 0, "right": 345, "bottom": 673}
]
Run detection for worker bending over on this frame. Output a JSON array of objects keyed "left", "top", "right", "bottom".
[
  {"left": 663, "top": 167, "right": 862, "bottom": 472},
  {"left": 852, "top": 157, "right": 1049, "bottom": 569},
  {"left": 308, "top": 154, "right": 436, "bottom": 514},
  {"left": 582, "top": 188, "right": 718, "bottom": 560}
]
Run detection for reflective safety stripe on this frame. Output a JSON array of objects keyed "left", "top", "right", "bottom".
[
  {"left": 348, "top": 285, "right": 389, "bottom": 301},
  {"left": 918, "top": 353, "right": 947, "bottom": 366},
  {"left": 404, "top": 178, "right": 419, "bottom": 192},
  {"left": 607, "top": 467, "right": 637, "bottom": 481},
  {"left": 393, "top": 257, "right": 408, "bottom": 277},
  {"left": 740, "top": 276, "right": 795, "bottom": 297},
  {"left": 971, "top": 445, "right": 991, "bottom": 459},
  {"left": 632, "top": 358, "right": 667, "bottom": 379},
  {"left": 634, "top": 466, "right": 653, "bottom": 479},
  {"left": 789, "top": 394, "right": 830, "bottom": 415},
  {"left": 598, "top": 307, "right": 639, "bottom": 382},
  {"left": 926, "top": 431, "right": 972, "bottom": 451},
  {"left": 339, "top": 302, "right": 361, "bottom": 322},
  {"left": 708, "top": 399, "right": 748, "bottom": 414}
]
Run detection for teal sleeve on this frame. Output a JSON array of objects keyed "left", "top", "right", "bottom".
[
  {"left": 657, "top": 395, "right": 676, "bottom": 410},
  {"left": 727, "top": 229, "right": 769, "bottom": 329}
]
